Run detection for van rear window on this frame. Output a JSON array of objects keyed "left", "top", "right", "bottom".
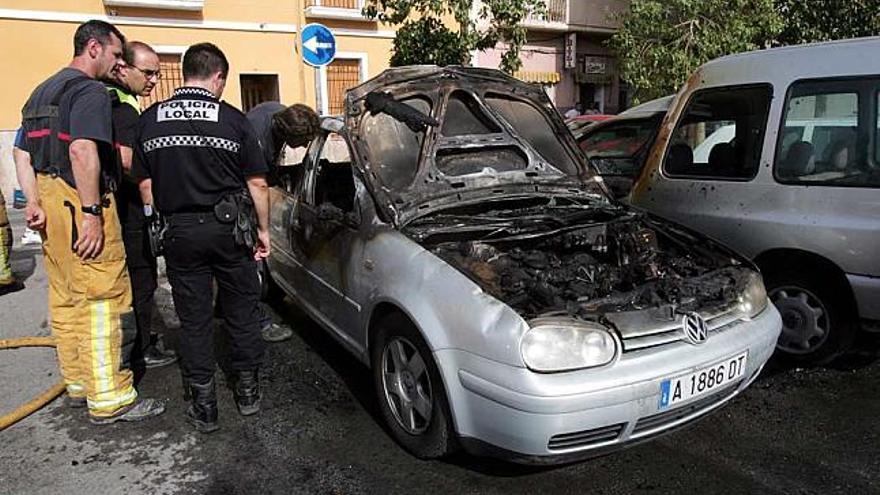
[
  {"left": 663, "top": 85, "right": 771, "bottom": 180},
  {"left": 774, "top": 79, "right": 880, "bottom": 188}
]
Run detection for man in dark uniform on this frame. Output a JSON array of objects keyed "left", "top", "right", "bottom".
[
  {"left": 19, "top": 20, "right": 164, "bottom": 423},
  {"left": 107, "top": 40, "right": 177, "bottom": 370},
  {"left": 133, "top": 43, "right": 269, "bottom": 433},
  {"left": 243, "top": 102, "right": 318, "bottom": 343}
]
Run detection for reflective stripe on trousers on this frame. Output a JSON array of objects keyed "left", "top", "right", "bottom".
[
  {"left": 37, "top": 175, "right": 138, "bottom": 416},
  {"left": 0, "top": 197, "right": 13, "bottom": 285}
]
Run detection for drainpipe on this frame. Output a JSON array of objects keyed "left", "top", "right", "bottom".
[{"left": 294, "top": 0, "right": 307, "bottom": 103}]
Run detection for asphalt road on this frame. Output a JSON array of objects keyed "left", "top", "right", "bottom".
[{"left": 2, "top": 207, "right": 879, "bottom": 495}]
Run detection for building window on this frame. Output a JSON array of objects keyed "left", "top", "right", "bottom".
[
  {"left": 240, "top": 74, "right": 280, "bottom": 112},
  {"left": 140, "top": 53, "right": 183, "bottom": 108},
  {"left": 103, "top": 0, "right": 204, "bottom": 11},
  {"left": 326, "top": 59, "right": 362, "bottom": 115}
]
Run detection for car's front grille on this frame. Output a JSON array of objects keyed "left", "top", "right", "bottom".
[
  {"left": 630, "top": 385, "right": 738, "bottom": 437},
  {"left": 547, "top": 423, "right": 625, "bottom": 451},
  {"left": 610, "top": 306, "right": 743, "bottom": 353}
]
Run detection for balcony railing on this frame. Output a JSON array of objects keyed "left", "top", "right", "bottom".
[
  {"left": 305, "top": 0, "right": 361, "bottom": 8},
  {"left": 525, "top": 0, "right": 567, "bottom": 24},
  {"left": 305, "top": 0, "right": 373, "bottom": 21}
]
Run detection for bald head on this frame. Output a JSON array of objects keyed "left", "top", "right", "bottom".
[
  {"left": 116, "top": 41, "right": 161, "bottom": 97},
  {"left": 123, "top": 41, "right": 157, "bottom": 67}
]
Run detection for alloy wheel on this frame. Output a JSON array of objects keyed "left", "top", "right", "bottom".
[{"left": 380, "top": 337, "right": 433, "bottom": 434}]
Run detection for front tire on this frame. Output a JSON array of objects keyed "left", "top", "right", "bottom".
[
  {"left": 765, "top": 266, "right": 856, "bottom": 365},
  {"left": 371, "top": 313, "right": 456, "bottom": 459}
]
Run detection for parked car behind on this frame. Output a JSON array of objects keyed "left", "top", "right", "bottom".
[
  {"left": 572, "top": 96, "right": 672, "bottom": 198},
  {"left": 265, "top": 66, "right": 781, "bottom": 464},
  {"left": 632, "top": 37, "right": 880, "bottom": 364}
]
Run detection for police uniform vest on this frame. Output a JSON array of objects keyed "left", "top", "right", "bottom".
[{"left": 108, "top": 85, "right": 141, "bottom": 114}]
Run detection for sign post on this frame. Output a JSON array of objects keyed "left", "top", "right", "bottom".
[{"left": 301, "top": 23, "right": 337, "bottom": 67}]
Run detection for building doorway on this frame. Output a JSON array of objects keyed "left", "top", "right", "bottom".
[{"left": 240, "top": 74, "right": 280, "bottom": 112}]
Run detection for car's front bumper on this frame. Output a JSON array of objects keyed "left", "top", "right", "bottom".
[{"left": 434, "top": 304, "right": 782, "bottom": 464}]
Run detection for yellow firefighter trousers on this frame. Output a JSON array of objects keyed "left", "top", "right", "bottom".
[
  {"left": 0, "top": 190, "right": 13, "bottom": 286},
  {"left": 37, "top": 175, "right": 138, "bottom": 417}
]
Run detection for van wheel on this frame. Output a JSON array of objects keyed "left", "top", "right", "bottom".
[
  {"left": 765, "top": 267, "right": 856, "bottom": 365},
  {"left": 371, "top": 313, "right": 456, "bottom": 459}
]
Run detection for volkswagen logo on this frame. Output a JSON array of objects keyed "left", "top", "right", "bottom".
[{"left": 682, "top": 312, "right": 709, "bottom": 345}]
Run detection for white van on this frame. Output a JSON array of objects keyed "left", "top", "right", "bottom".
[{"left": 631, "top": 37, "right": 880, "bottom": 364}]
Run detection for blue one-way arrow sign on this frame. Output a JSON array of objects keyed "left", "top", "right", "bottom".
[{"left": 301, "top": 23, "right": 336, "bottom": 67}]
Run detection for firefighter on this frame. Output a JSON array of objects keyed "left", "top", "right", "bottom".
[
  {"left": 133, "top": 43, "right": 269, "bottom": 433},
  {"left": 107, "top": 40, "right": 177, "bottom": 369},
  {"left": 0, "top": 188, "right": 23, "bottom": 296},
  {"left": 18, "top": 20, "right": 164, "bottom": 422}
]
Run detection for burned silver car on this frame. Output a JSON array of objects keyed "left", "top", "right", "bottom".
[{"left": 265, "top": 67, "right": 781, "bottom": 464}]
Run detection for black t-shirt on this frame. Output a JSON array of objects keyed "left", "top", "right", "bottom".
[
  {"left": 107, "top": 84, "right": 144, "bottom": 227},
  {"left": 133, "top": 87, "right": 268, "bottom": 214},
  {"left": 21, "top": 67, "right": 116, "bottom": 189},
  {"left": 246, "top": 101, "right": 285, "bottom": 166}
]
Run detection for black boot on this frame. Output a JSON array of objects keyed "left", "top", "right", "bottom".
[
  {"left": 186, "top": 378, "right": 219, "bottom": 433},
  {"left": 233, "top": 370, "right": 261, "bottom": 416}
]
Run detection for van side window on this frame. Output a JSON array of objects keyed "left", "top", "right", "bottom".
[
  {"left": 774, "top": 79, "right": 880, "bottom": 188},
  {"left": 663, "top": 85, "right": 771, "bottom": 180}
]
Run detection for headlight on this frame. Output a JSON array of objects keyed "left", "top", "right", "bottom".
[
  {"left": 521, "top": 318, "right": 618, "bottom": 373},
  {"left": 738, "top": 271, "right": 768, "bottom": 318}
]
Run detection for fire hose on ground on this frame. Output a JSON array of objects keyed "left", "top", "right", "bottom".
[{"left": 0, "top": 336, "right": 65, "bottom": 431}]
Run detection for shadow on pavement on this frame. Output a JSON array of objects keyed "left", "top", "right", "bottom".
[{"left": 269, "top": 297, "right": 383, "bottom": 424}]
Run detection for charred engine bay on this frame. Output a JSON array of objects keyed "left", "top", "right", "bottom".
[{"left": 404, "top": 196, "right": 748, "bottom": 319}]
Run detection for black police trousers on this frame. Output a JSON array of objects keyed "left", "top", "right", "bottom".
[
  {"left": 122, "top": 222, "right": 158, "bottom": 366},
  {"left": 164, "top": 212, "right": 265, "bottom": 384}
]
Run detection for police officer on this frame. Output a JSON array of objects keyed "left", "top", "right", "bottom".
[
  {"left": 133, "top": 43, "right": 269, "bottom": 433},
  {"left": 243, "top": 102, "right": 318, "bottom": 342},
  {"left": 19, "top": 20, "right": 164, "bottom": 423},
  {"left": 107, "top": 40, "right": 177, "bottom": 370}
]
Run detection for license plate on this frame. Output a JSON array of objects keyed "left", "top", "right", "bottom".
[{"left": 658, "top": 351, "right": 748, "bottom": 410}]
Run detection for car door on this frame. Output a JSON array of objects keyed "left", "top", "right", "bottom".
[
  {"left": 267, "top": 141, "right": 313, "bottom": 302},
  {"left": 292, "top": 128, "right": 365, "bottom": 348}
]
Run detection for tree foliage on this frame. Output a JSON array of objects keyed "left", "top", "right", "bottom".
[
  {"left": 610, "top": 0, "right": 880, "bottom": 104},
  {"left": 363, "top": 0, "right": 545, "bottom": 73},
  {"left": 608, "top": 0, "right": 783, "bottom": 103},
  {"left": 775, "top": 0, "right": 880, "bottom": 45}
]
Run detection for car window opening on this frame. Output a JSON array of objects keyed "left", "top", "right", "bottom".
[
  {"left": 664, "top": 85, "right": 772, "bottom": 180},
  {"left": 314, "top": 132, "right": 356, "bottom": 212}
]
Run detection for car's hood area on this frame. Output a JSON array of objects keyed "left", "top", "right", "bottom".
[
  {"left": 403, "top": 195, "right": 753, "bottom": 322},
  {"left": 344, "top": 66, "right": 600, "bottom": 226}
]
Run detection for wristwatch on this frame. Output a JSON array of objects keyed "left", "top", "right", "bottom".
[{"left": 81, "top": 203, "right": 103, "bottom": 216}]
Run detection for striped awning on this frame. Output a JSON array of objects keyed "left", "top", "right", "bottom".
[{"left": 514, "top": 70, "right": 562, "bottom": 84}]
